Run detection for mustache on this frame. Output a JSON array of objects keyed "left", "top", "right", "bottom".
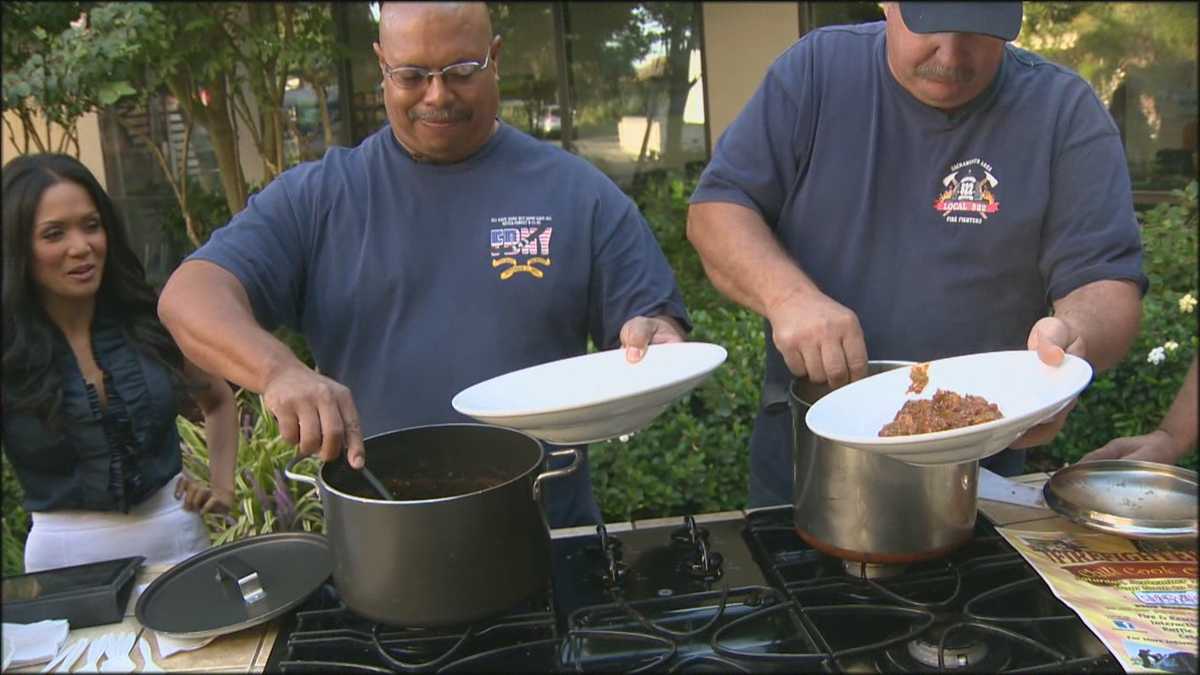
[
  {"left": 408, "top": 107, "right": 473, "bottom": 123},
  {"left": 913, "top": 63, "right": 974, "bottom": 84}
]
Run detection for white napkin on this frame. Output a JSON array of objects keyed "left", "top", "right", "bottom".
[
  {"left": 0, "top": 619, "right": 70, "bottom": 668},
  {"left": 150, "top": 631, "right": 216, "bottom": 659}
]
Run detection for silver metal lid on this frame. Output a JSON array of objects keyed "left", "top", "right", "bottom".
[
  {"left": 135, "top": 532, "right": 332, "bottom": 639},
  {"left": 1043, "top": 460, "right": 1198, "bottom": 539}
]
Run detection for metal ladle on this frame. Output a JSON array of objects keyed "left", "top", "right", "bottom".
[
  {"left": 360, "top": 464, "right": 394, "bottom": 501},
  {"left": 337, "top": 437, "right": 394, "bottom": 500}
]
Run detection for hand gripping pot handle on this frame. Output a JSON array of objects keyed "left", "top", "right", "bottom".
[{"left": 532, "top": 448, "right": 580, "bottom": 501}]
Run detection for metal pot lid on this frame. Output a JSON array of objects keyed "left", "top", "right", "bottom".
[
  {"left": 1043, "top": 460, "right": 1198, "bottom": 539},
  {"left": 135, "top": 532, "right": 332, "bottom": 639}
]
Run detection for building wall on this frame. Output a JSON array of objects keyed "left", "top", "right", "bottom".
[
  {"left": 2, "top": 109, "right": 108, "bottom": 190},
  {"left": 700, "top": 2, "right": 801, "bottom": 150}
]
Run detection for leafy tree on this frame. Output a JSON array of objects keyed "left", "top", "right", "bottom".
[
  {"left": 2, "top": 1, "right": 93, "bottom": 155},
  {"left": 226, "top": 3, "right": 340, "bottom": 178},
  {"left": 74, "top": 3, "right": 241, "bottom": 246},
  {"left": 4, "top": 2, "right": 343, "bottom": 246},
  {"left": 1021, "top": 3, "right": 1197, "bottom": 104},
  {"left": 1018, "top": 2, "right": 1197, "bottom": 179},
  {"left": 291, "top": 3, "right": 344, "bottom": 151}
]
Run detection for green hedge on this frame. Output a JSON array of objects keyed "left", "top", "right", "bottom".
[
  {"left": 2, "top": 177, "right": 1194, "bottom": 574},
  {"left": 1042, "top": 182, "right": 1198, "bottom": 471},
  {"left": 3, "top": 454, "right": 30, "bottom": 576}
]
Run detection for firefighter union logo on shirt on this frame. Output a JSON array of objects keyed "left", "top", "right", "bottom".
[
  {"left": 489, "top": 216, "right": 553, "bottom": 280},
  {"left": 933, "top": 158, "right": 1001, "bottom": 224}
]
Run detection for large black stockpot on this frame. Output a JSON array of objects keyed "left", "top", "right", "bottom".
[{"left": 285, "top": 423, "right": 578, "bottom": 627}]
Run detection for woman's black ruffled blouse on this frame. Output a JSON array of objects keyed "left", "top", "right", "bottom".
[{"left": 3, "top": 316, "right": 184, "bottom": 513}]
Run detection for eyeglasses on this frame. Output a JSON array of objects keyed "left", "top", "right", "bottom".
[{"left": 380, "top": 49, "right": 492, "bottom": 90}]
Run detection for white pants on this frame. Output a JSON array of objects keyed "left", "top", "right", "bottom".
[{"left": 24, "top": 473, "right": 211, "bottom": 573}]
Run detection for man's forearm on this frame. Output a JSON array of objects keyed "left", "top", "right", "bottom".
[
  {"left": 1052, "top": 279, "right": 1142, "bottom": 372},
  {"left": 159, "top": 260, "right": 303, "bottom": 393},
  {"left": 686, "top": 201, "right": 817, "bottom": 320}
]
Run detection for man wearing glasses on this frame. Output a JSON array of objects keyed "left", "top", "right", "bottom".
[{"left": 158, "top": 2, "right": 689, "bottom": 528}]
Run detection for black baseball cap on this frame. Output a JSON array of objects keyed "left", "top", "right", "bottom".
[{"left": 899, "top": 2, "right": 1023, "bottom": 41}]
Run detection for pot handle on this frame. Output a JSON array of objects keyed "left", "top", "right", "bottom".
[
  {"left": 532, "top": 448, "right": 581, "bottom": 501},
  {"left": 283, "top": 454, "right": 318, "bottom": 488}
]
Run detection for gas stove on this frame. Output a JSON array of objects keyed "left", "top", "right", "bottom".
[{"left": 264, "top": 507, "right": 1123, "bottom": 672}]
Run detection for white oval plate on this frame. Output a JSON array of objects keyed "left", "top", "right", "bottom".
[
  {"left": 805, "top": 351, "right": 1093, "bottom": 466},
  {"left": 452, "top": 342, "right": 728, "bottom": 444}
]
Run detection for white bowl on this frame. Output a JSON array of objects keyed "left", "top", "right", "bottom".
[
  {"left": 451, "top": 342, "right": 728, "bottom": 444},
  {"left": 805, "top": 351, "right": 1093, "bottom": 466}
]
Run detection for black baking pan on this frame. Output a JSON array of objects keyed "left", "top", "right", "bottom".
[{"left": 1, "top": 556, "right": 143, "bottom": 628}]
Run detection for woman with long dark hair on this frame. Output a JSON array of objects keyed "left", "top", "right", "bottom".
[{"left": 2, "top": 153, "right": 238, "bottom": 572}]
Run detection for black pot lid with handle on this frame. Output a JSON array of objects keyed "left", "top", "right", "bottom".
[{"left": 135, "top": 532, "right": 332, "bottom": 639}]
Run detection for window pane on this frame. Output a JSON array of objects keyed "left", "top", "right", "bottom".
[
  {"left": 564, "top": 2, "right": 707, "bottom": 190},
  {"left": 343, "top": 2, "right": 710, "bottom": 193},
  {"left": 803, "top": 3, "right": 1199, "bottom": 202},
  {"left": 98, "top": 97, "right": 219, "bottom": 286},
  {"left": 1017, "top": 3, "right": 1198, "bottom": 196},
  {"left": 490, "top": 3, "right": 561, "bottom": 139},
  {"left": 347, "top": 2, "right": 387, "bottom": 145},
  {"left": 279, "top": 3, "right": 344, "bottom": 163},
  {"left": 808, "top": 2, "right": 883, "bottom": 29}
]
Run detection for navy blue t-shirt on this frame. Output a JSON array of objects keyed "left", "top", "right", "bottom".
[
  {"left": 190, "top": 122, "right": 688, "bottom": 526},
  {"left": 691, "top": 22, "right": 1146, "bottom": 506}
]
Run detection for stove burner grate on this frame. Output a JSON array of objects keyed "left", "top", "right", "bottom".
[
  {"left": 741, "top": 506, "right": 1124, "bottom": 673},
  {"left": 371, "top": 622, "right": 476, "bottom": 671}
]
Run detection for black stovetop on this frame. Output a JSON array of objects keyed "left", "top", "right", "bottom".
[{"left": 264, "top": 507, "right": 1123, "bottom": 672}]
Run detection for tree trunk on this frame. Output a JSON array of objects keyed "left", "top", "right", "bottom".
[
  {"left": 3, "top": 114, "right": 27, "bottom": 154},
  {"left": 273, "top": 108, "right": 285, "bottom": 174},
  {"left": 285, "top": 107, "right": 303, "bottom": 162},
  {"left": 166, "top": 65, "right": 247, "bottom": 216},
  {"left": 20, "top": 109, "right": 48, "bottom": 152},
  {"left": 664, "top": 78, "right": 689, "bottom": 168},
  {"left": 117, "top": 110, "right": 207, "bottom": 247},
  {"left": 202, "top": 78, "right": 249, "bottom": 215},
  {"left": 314, "top": 82, "right": 334, "bottom": 148},
  {"left": 663, "top": 24, "right": 692, "bottom": 168},
  {"left": 245, "top": 3, "right": 281, "bottom": 180},
  {"left": 632, "top": 86, "right": 657, "bottom": 192}
]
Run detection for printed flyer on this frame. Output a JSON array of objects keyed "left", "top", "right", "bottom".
[{"left": 998, "top": 522, "right": 1198, "bottom": 673}]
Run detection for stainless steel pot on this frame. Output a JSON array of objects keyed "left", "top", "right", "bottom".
[
  {"left": 285, "top": 423, "right": 578, "bottom": 627},
  {"left": 790, "top": 361, "right": 979, "bottom": 563}
]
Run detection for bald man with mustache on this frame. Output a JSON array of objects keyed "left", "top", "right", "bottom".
[
  {"left": 687, "top": 2, "right": 1146, "bottom": 508},
  {"left": 159, "top": 2, "right": 689, "bottom": 527}
]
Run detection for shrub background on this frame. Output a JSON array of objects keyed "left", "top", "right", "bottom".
[{"left": 2, "top": 178, "right": 1195, "bottom": 575}]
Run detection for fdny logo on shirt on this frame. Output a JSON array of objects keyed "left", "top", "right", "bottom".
[
  {"left": 489, "top": 216, "right": 553, "bottom": 280},
  {"left": 933, "top": 158, "right": 1001, "bottom": 224}
]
